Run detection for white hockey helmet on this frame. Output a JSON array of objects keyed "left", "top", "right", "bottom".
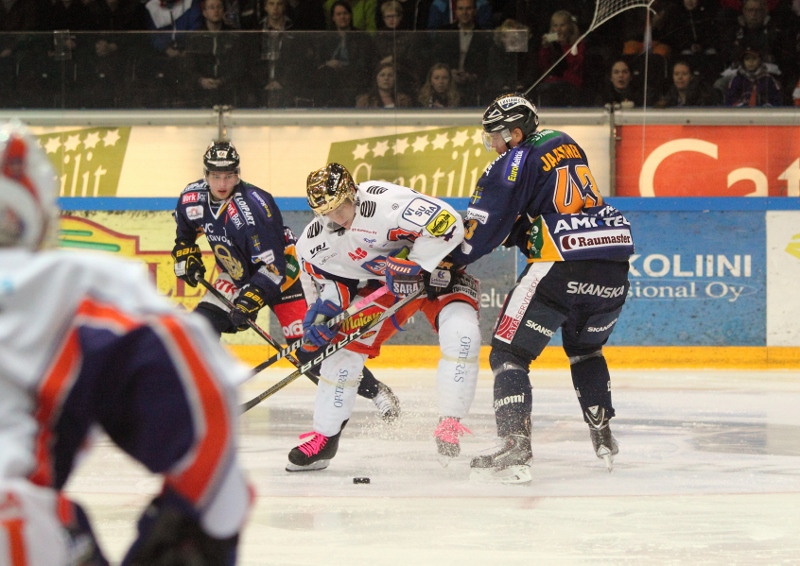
[
  {"left": 306, "top": 162, "right": 356, "bottom": 215},
  {"left": 0, "top": 121, "right": 58, "bottom": 250}
]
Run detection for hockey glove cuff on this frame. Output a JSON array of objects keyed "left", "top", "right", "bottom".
[
  {"left": 172, "top": 240, "right": 205, "bottom": 287},
  {"left": 229, "top": 284, "right": 267, "bottom": 331},
  {"left": 422, "top": 256, "right": 458, "bottom": 300},
  {"left": 385, "top": 251, "right": 423, "bottom": 298}
]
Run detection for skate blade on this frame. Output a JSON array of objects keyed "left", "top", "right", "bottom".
[
  {"left": 595, "top": 446, "right": 615, "bottom": 472},
  {"left": 285, "top": 459, "right": 331, "bottom": 472},
  {"left": 469, "top": 465, "right": 531, "bottom": 485},
  {"left": 437, "top": 454, "right": 454, "bottom": 468}
]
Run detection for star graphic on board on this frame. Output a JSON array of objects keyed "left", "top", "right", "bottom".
[
  {"left": 103, "top": 129, "right": 120, "bottom": 146},
  {"left": 394, "top": 137, "right": 409, "bottom": 154},
  {"left": 431, "top": 132, "right": 450, "bottom": 150},
  {"left": 411, "top": 135, "right": 429, "bottom": 153},
  {"left": 451, "top": 130, "right": 469, "bottom": 147},
  {"left": 44, "top": 137, "right": 61, "bottom": 154},
  {"left": 352, "top": 142, "right": 370, "bottom": 160},
  {"left": 372, "top": 140, "right": 390, "bottom": 157},
  {"left": 83, "top": 131, "right": 101, "bottom": 149},
  {"left": 470, "top": 129, "right": 484, "bottom": 147},
  {"left": 63, "top": 134, "right": 81, "bottom": 152}
]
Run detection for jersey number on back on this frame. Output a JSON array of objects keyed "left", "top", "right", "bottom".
[{"left": 552, "top": 164, "right": 603, "bottom": 213}]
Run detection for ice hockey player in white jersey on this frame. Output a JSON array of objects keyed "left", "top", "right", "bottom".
[
  {"left": 0, "top": 120, "right": 251, "bottom": 565},
  {"left": 286, "top": 162, "right": 482, "bottom": 472}
]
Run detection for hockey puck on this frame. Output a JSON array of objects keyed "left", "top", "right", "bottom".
[{"left": 353, "top": 477, "right": 370, "bottom": 484}]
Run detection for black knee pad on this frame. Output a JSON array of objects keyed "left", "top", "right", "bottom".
[
  {"left": 194, "top": 303, "right": 233, "bottom": 336},
  {"left": 489, "top": 347, "right": 532, "bottom": 437},
  {"left": 570, "top": 353, "right": 615, "bottom": 420}
]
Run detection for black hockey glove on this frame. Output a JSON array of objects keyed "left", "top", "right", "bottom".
[
  {"left": 172, "top": 240, "right": 205, "bottom": 287},
  {"left": 422, "top": 257, "right": 458, "bottom": 300},
  {"left": 125, "top": 494, "right": 238, "bottom": 566},
  {"left": 229, "top": 284, "right": 267, "bottom": 331}
]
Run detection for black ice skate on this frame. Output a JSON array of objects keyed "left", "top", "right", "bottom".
[
  {"left": 585, "top": 405, "right": 618, "bottom": 472},
  {"left": 434, "top": 416, "right": 471, "bottom": 467},
  {"left": 372, "top": 382, "right": 401, "bottom": 424},
  {"left": 469, "top": 434, "right": 533, "bottom": 485},
  {"left": 286, "top": 421, "right": 347, "bottom": 472}
]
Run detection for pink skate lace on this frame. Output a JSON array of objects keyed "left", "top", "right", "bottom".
[
  {"left": 297, "top": 431, "right": 328, "bottom": 457},
  {"left": 434, "top": 418, "right": 472, "bottom": 444}
]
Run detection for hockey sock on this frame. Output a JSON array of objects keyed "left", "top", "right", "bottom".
[
  {"left": 490, "top": 349, "right": 532, "bottom": 437},
  {"left": 570, "top": 354, "right": 615, "bottom": 421},
  {"left": 357, "top": 367, "right": 380, "bottom": 399}
]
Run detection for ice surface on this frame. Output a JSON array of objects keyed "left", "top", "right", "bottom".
[{"left": 65, "top": 369, "right": 800, "bottom": 565}]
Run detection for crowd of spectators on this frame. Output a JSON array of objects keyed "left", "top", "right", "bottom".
[{"left": 1, "top": 0, "right": 798, "bottom": 109}]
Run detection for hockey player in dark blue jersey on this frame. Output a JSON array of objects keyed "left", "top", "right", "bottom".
[
  {"left": 450, "top": 93, "right": 635, "bottom": 483},
  {"left": 172, "top": 141, "right": 400, "bottom": 421}
]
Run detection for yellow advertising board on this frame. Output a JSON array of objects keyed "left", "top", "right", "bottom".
[{"left": 32, "top": 124, "right": 611, "bottom": 198}]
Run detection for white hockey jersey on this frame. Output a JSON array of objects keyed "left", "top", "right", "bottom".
[
  {"left": 0, "top": 248, "right": 251, "bottom": 564},
  {"left": 296, "top": 181, "right": 464, "bottom": 300}
]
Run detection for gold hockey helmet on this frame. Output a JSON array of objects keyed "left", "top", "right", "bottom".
[{"left": 306, "top": 162, "right": 356, "bottom": 215}]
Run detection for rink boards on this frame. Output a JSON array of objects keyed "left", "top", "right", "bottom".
[{"left": 58, "top": 197, "right": 800, "bottom": 368}]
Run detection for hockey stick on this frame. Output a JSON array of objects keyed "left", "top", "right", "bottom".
[
  {"left": 248, "top": 284, "right": 390, "bottom": 375},
  {"left": 523, "top": 0, "right": 654, "bottom": 96},
  {"left": 196, "top": 276, "right": 288, "bottom": 356},
  {"left": 241, "top": 287, "right": 424, "bottom": 413}
]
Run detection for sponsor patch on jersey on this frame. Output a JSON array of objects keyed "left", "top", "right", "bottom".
[
  {"left": 251, "top": 234, "right": 261, "bottom": 250},
  {"left": 426, "top": 210, "right": 457, "bottom": 237},
  {"left": 186, "top": 205, "right": 203, "bottom": 220},
  {"left": 559, "top": 229, "right": 632, "bottom": 251},
  {"left": 253, "top": 249, "right": 276, "bottom": 265},
  {"left": 504, "top": 148, "right": 525, "bottom": 182},
  {"left": 258, "top": 263, "right": 283, "bottom": 285},
  {"left": 402, "top": 197, "right": 441, "bottom": 227},
  {"left": 466, "top": 208, "right": 489, "bottom": 224},
  {"left": 182, "top": 192, "right": 200, "bottom": 204},
  {"left": 227, "top": 205, "right": 243, "bottom": 229}
]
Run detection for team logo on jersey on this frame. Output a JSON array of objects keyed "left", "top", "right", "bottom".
[
  {"left": 402, "top": 198, "right": 441, "bottom": 227},
  {"left": 360, "top": 201, "right": 377, "bottom": 218},
  {"left": 186, "top": 205, "right": 203, "bottom": 220},
  {"left": 214, "top": 245, "right": 244, "bottom": 279},
  {"left": 426, "top": 210, "right": 456, "bottom": 237},
  {"left": 182, "top": 192, "right": 200, "bottom": 204}
]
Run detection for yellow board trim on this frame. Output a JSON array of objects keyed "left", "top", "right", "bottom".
[{"left": 229, "top": 345, "right": 800, "bottom": 370}]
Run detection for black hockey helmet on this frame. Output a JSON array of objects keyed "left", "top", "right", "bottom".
[
  {"left": 481, "top": 93, "right": 539, "bottom": 148},
  {"left": 203, "top": 141, "right": 240, "bottom": 174}
]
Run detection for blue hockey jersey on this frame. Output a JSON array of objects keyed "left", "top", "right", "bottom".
[
  {"left": 174, "top": 179, "right": 299, "bottom": 300},
  {"left": 451, "top": 128, "right": 634, "bottom": 266}
]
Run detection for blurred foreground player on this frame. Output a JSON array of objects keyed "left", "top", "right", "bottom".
[
  {"left": 0, "top": 121, "right": 251, "bottom": 565},
  {"left": 172, "top": 141, "right": 400, "bottom": 421},
  {"left": 451, "top": 93, "right": 635, "bottom": 483},
  {"left": 286, "top": 163, "right": 482, "bottom": 471}
]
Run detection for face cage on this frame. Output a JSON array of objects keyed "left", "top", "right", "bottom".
[{"left": 482, "top": 128, "right": 513, "bottom": 151}]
